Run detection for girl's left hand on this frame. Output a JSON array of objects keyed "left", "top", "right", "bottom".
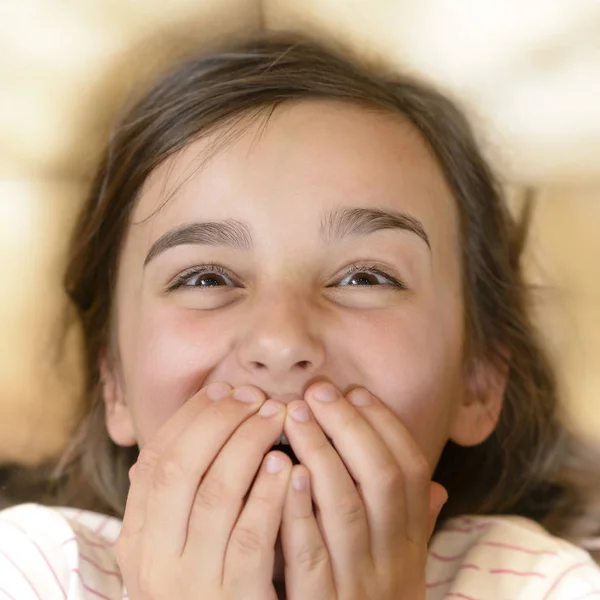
[{"left": 280, "top": 383, "right": 448, "bottom": 600}]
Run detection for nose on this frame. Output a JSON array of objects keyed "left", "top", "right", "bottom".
[{"left": 236, "top": 292, "right": 325, "bottom": 392}]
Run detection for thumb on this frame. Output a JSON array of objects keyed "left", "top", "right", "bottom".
[{"left": 427, "top": 482, "right": 448, "bottom": 540}]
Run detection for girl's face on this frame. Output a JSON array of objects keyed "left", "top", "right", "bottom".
[{"left": 102, "top": 100, "right": 504, "bottom": 470}]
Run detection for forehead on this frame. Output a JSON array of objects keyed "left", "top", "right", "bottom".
[{"left": 130, "top": 99, "right": 459, "bottom": 255}]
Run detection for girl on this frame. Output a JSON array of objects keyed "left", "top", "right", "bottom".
[{"left": 1, "top": 33, "right": 599, "bottom": 600}]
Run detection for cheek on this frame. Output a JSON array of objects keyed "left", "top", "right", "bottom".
[
  {"left": 346, "top": 306, "right": 464, "bottom": 465},
  {"left": 126, "top": 307, "right": 230, "bottom": 445}
]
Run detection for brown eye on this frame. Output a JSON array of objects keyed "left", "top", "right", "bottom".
[
  {"left": 185, "top": 272, "right": 232, "bottom": 287},
  {"left": 169, "top": 264, "right": 238, "bottom": 291},
  {"left": 337, "top": 266, "right": 403, "bottom": 288},
  {"left": 341, "top": 271, "right": 381, "bottom": 286}
]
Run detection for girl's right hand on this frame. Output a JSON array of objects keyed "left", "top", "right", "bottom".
[{"left": 116, "top": 382, "right": 292, "bottom": 600}]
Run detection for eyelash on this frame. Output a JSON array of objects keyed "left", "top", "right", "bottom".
[
  {"left": 335, "top": 263, "right": 406, "bottom": 289},
  {"left": 167, "top": 264, "right": 232, "bottom": 292},
  {"left": 167, "top": 262, "right": 407, "bottom": 292}
]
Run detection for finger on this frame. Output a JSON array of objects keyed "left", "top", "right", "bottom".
[
  {"left": 281, "top": 464, "right": 335, "bottom": 600},
  {"left": 223, "top": 450, "right": 292, "bottom": 591},
  {"left": 283, "top": 399, "right": 369, "bottom": 591},
  {"left": 343, "top": 386, "right": 433, "bottom": 546},
  {"left": 120, "top": 381, "right": 233, "bottom": 538},
  {"left": 183, "top": 399, "right": 287, "bottom": 575},
  {"left": 303, "top": 382, "right": 430, "bottom": 570},
  {"left": 140, "top": 387, "right": 268, "bottom": 558}
]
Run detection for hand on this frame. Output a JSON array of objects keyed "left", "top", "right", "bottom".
[
  {"left": 280, "top": 383, "right": 448, "bottom": 600},
  {"left": 116, "top": 382, "right": 293, "bottom": 600}
]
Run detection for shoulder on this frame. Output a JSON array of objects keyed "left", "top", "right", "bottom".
[
  {"left": 426, "top": 514, "right": 600, "bottom": 599},
  {"left": 0, "top": 503, "right": 125, "bottom": 600}
]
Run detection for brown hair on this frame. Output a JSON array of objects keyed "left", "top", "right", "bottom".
[{"left": 9, "top": 32, "right": 600, "bottom": 557}]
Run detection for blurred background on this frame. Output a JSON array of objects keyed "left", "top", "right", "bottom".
[{"left": 1, "top": 0, "right": 599, "bottom": 468}]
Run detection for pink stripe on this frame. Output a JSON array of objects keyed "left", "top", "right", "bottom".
[
  {"left": 80, "top": 554, "right": 121, "bottom": 578},
  {"left": 0, "top": 586, "right": 18, "bottom": 600},
  {"left": 488, "top": 568, "right": 546, "bottom": 579},
  {"left": 445, "top": 594, "right": 479, "bottom": 600},
  {"left": 0, "top": 548, "right": 42, "bottom": 600},
  {"left": 542, "top": 562, "right": 590, "bottom": 600},
  {"left": 94, "top": 516, "right": 110, "bottom": 535},
  {"left": 62, "top": 536, "right": 77, "bottom": 546},
  {"left": 441, "top": 524, "right": 492, "bottom": 533},
  {"left": 73, "top": 569, "right": 116, "bottom": 600},
  {"left": 430, "top": 550, "right": 469, "bottom": 562},
  {"left": 61, "top": 532, "right": 110, "bottom": 550},
  {"left": 76, "top": 530, "right": 112, "bottom": 549},
  {"left": 430, "top": 541, "right": 554, "bottom": 561},
  {"left": 2, "top": 521, "right": 67, "bottom": 598},
  {"left": 459, "top": 564, "right": 481, "bottom": 571},
  {"left": 426, "top": 576, "right": 454, "bottom": 589},
  {"left": 478, "top": 540, "right": 557, "bottom": 556}
]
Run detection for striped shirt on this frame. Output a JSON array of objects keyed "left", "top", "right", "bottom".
[{"left": 1, "top": 503, "right": 599, "bottom": 599}]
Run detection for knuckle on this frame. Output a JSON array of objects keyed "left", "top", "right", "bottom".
[
  {"left": 230, "top": 525, "right": 265, "bottom": 556},
  {"left": 405, "top": 455, "right": 430, "bottom": 485},
  {"left": 153, "top": 457, "right": 186, "bottom": 490},
  {"left": 194, "top": 475, "right": 232, "bottom": 511},
  {"left": 295, "top": 542, "right": 330, "bottom": 573},
  {"left": 308, "top": 436, "right": 330, "bottom": 458},
  {"left": 204, "top": 401, "right": 233, "bottom": 423},
  {"left": 378, "top": 464, "right": 404, "bottom": 493},
  {"left": 136, "top": 446, "right": 162, "bottom": 473},
  {"left": 341, "top": 410, "right": 363, "bottom": 433},
  {"left": 337, "top": 491, "right": 365, "bottom": 526},
  {"left": 249, "top": 489, "right": 280, "bottom": 513}
]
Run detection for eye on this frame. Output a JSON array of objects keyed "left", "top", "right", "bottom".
[
  {"left": 168, "top": 264, "right": 238, "bottom": 291},
  {"left": 335, "top": 264, "right": 406, "bottom": 289}
]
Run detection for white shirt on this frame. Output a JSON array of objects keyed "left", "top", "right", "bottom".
[{"left": 1, "top": 503, "right": 599, "bottom": 599}]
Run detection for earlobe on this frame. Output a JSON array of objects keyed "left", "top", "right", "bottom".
[
  {"left": 99, "top": 350, "right": 137, "bottom": 447},
  {"left": 449, "top": 353, "right": 509, "bottom": 447}
]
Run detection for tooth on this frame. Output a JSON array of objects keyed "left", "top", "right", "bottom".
[{"left": 275, "top": 432, "right": 290, "bottom": 445}]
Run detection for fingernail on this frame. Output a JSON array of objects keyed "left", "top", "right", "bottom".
[
  {"left": 233, "top": 386, "right": 263, "bottom": 403},
  {"left": 348, "top": 388, "right": 372, "bottom": 406},
  {"left": 207, "top": 382, "right": 232, "bottom": 401},
  {"left": 290, "top": 403, "right": 310, "bottom": 422},
  {"left": 293, "top": 473, "right": 309, "bottom": 491},
  {"left": 312, "top": 383, "right": 340, "bottom": 402},
  {"left": 265, "top": 454, "right": 285, "bottom": 473},
  {"left": 258, "top": 400, "right": 281, "bottom": 417}
]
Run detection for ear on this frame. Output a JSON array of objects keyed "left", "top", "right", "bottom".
[
  {"left": 449, "top": 351, "right": 509, "bottom": 447},
  {"left": 99, "top": 349, "right": 137, "bottom": 447}
]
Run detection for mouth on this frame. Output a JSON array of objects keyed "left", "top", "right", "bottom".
[
  {"left": 270, "top": 432, "right": 333, "bottom": 466},
  {"left": 271, "top": 432, "right": 300, "bottom": 465}
]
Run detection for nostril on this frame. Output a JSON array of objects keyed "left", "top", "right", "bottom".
[{"left": 249, "top": 360, "right": 311, "bottom": 371}]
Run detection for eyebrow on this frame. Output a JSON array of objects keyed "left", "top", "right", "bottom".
[
  {"left": 144, "top": 206, "right": 430, "bottom": 267},
  {"left": 144, "top": 220, "right": 252, "bottom": 266},
  {"left": 321, "top": 207, "right": 430, "bottom": 249}
]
